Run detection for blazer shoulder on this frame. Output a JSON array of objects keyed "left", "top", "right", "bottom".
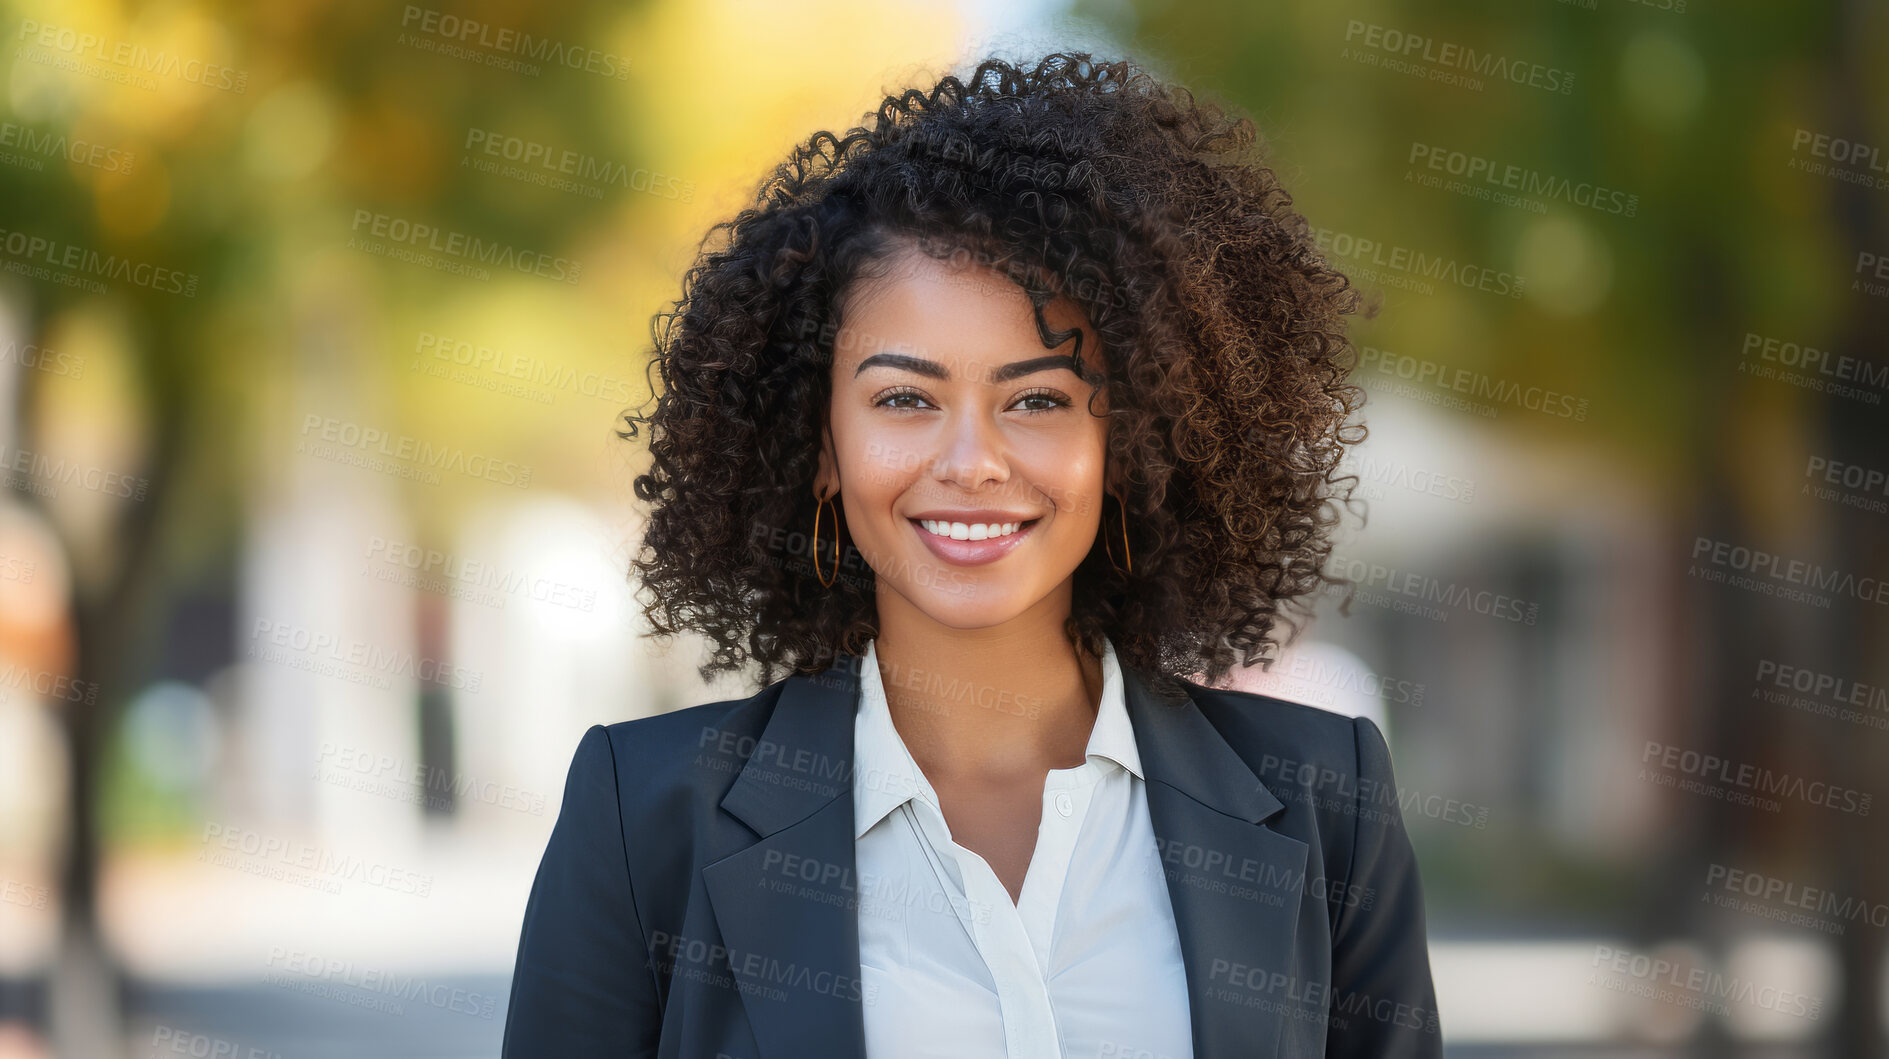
[
  {"left": 1183, "top": 681, "right": 1389, "bottom": 782},
  {"left": 1181, "top": 683, "right": 1416, "bottom": 920},
  {"left": 1180, "top": 681, "right": 1414, "bottom": 847},
  {"left": 594, "top": 681, "right": 787, "bottom": 799},
  {"left": 555, "top": 682, "right": 794, "bottom": 924}
]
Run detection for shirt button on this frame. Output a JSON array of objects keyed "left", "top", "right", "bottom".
[{"left": 1055, "top": 792, "right": 1073, "bottom": 817}]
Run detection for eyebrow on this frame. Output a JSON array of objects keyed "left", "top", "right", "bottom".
[{"left": 854, "top": 352, "right": 1082, "bottom": 383}]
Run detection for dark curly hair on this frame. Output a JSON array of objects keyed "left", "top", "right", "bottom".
[{"left": 623, "top": 52, "right": 1369, "bottom": 691}]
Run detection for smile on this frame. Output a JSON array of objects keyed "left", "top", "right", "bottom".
[
  {"left": 907, "top": 517, "right": 1040, "bottom": 567},
  {"left": 917, "top": 519, "right": 1027, "bottom": 541}
]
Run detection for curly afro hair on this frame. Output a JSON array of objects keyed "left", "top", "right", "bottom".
[{"left": 624, "top": 51, "right": 1369, "bottom": 691}]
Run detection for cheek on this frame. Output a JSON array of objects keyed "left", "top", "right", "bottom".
[
  {"left": 849, "top": 444, "right": 911, "bottom": 505},
  {"left": 1025, "top": 436, "right": 1108, "bottom": 523},
  {"left": 831, "top": 413, "right": 916, "bottom": 514}
]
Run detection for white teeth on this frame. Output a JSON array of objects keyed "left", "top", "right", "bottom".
[{"left": 920, "top": 520, "right": 1023, "bottom": 541}]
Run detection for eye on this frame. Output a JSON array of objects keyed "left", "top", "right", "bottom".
[
  {"left": 872, "top": 386, "right": 935, "bottom": 412},
  {"left": 1011, "top": 387, "right": 1072, "bottom": 413}
]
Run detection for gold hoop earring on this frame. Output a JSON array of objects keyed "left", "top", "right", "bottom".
[
  {"left": 813, "top": 493, "right": 840, "bottom": 587},
  {"left": 1102, "top": 494, "right": 1132, "bottom": 576}
]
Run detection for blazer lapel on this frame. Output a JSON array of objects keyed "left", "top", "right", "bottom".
[
  {"left": 701, "top": 659, "right": 868, "bottom": 1059},
  {"left": 1124, "top": 666, "right": 1309, "bottom": 1058}
]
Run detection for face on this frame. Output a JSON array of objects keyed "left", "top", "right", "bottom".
[{"left": 815, "top": 243, "right": 1112, "bottom": 631}]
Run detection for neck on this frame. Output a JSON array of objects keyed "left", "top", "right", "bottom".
[{"left": 871, "top": 583, "right": 1103, "bottom": 785}]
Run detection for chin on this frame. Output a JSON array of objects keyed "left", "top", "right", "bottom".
[{"left": 892, "top": 588, "right": 1029, "bottom": 631}]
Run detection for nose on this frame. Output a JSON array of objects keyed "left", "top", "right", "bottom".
[{"left": 931, "top": 408, "right": 1010, "bottom": 492}]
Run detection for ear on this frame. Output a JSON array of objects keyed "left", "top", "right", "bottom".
[{"left": 813, "top": 418, "right": 838, "bottom": 499}]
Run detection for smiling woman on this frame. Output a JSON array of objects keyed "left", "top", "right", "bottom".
[{"left": 504, "top": 52, "right": 1441, "bottom": 1059}]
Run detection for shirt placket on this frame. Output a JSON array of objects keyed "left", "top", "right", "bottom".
[
  {"left": 1016, "top": 762, "right": 1102, "bottom": 978},
  {"left": 904, "top": 762, "right": 1106, "bottom": 1058}
]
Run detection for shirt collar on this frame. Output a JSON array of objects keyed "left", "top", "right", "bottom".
[{"left": 851, "top": 636, "right": 1142, "bottom": 840}]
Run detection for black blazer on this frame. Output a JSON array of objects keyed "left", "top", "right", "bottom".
[{"left": 502, "top": 652, "right": 1442, "bottom": 1058}]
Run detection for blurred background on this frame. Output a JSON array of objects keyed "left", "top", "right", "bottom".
[{"left": 1, "top": 0, "right": 1885, "bottom": 1055}]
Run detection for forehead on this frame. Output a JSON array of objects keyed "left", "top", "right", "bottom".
[{"left": 830, "top": 247, "right": 1101, "bottom": 379}]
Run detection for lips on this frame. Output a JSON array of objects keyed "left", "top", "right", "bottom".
[{"left": 908, "top": 516, "right": 1040, "bottom": 567}]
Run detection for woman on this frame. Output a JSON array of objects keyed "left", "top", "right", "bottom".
[{"left": 503, "top": 53, "right": 1441, "bottom": 1058}]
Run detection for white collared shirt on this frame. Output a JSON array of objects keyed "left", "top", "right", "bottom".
[{"left": 851, "top": 637, "right": 1194, "bottom": 1059}]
